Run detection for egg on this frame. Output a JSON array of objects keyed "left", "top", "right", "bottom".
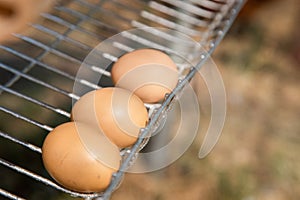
[
  {"left": 0, "top": 0, "right": 54, "bottom": 43},
  {"left": 42, "top": 122, "right": 121, "bottom": 192},
  {"left": 111, "top": 48, "right": 179, "bottom": 103},
  {"left": 71, "top": 87, "right": 148, "bottom": 148}
]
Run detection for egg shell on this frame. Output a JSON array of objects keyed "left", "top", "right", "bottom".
[
  {"left": 71, "top": 87, "right": 148, "bottom": 148},
  {"left": 111, "top": 48, "right": 179, "bottom": 103},
  {"left": 42, "top": 122, "right": 121, "bottom": 192}
]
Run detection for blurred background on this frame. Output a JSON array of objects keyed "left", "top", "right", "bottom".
[
  {"left": 0, "top": 0, "right": 299, "bottom": 199},
  {"left": 113, "top": 0, "right": 300, "bottom": 199}
]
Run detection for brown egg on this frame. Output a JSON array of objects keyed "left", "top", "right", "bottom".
[
  {"left": 71, "top": 87, "right": 148, "bottom": 148},
  {"left": 111, "top": 48, "right": 179, "bottom": 103},
  {"left": 0, "top": 0, "right": 54, "bottom": 43},
  {"left": 42, "top": 122, "right": 121, "bottom": 192}
]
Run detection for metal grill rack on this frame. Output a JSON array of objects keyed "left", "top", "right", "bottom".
[{"left": 0, "top": 0, "right": 246, "bottom": 199}]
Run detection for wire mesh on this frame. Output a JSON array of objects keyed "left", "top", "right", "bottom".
[{"left": 0, "top": 0, "right": 246, "bottom": 199}]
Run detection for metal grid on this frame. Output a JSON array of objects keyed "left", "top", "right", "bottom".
[{"left": 0, "top": 0, "right": 246, "bottom": 199}]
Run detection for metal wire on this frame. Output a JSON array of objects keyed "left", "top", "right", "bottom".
[{"left": 0, "top": 0, "right": 246, "bottom": 199}]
